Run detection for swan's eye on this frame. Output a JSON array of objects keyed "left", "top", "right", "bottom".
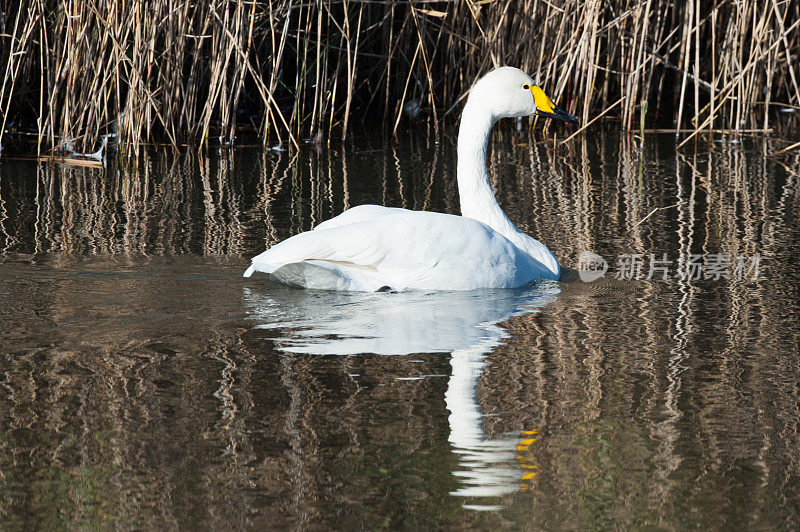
[{"left": 523, "top": 84, "right": 530, "bottom": 90}]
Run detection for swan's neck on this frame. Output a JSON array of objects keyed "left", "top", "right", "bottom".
[{"left": 457, "top": 100, "right": 520, "bottom": 239}]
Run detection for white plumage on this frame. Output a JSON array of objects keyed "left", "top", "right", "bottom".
[{"left": 244, "top": 67, "right": 576, "bottom": 290}]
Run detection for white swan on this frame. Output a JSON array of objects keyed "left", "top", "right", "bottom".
[{"left": 243, "top": 67, "right": 578, "bottom": 291}]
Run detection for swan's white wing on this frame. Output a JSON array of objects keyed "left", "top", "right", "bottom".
[
  {"left": 244, "top": 209, "right": 555, "bottom": 290},
  {"left": 312, "top": 204, "right": 405, "bottom": 231}
]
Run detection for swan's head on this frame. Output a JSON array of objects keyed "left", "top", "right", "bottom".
[{"left": 469, "top": 66, "right": 578, "bottom": 124}]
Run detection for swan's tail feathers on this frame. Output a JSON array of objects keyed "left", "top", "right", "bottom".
[
  {"left": 251, "top": 224, "right": 385, "bottom": 272},
  {"left": 244, "top": 222, "right": 392, "bottom": 290},
  {"left": 243, "top": 256, "right": 388, "bottom": 291},
  {"left": 243, "top": 261, "right": 280, "bottom": 277}
]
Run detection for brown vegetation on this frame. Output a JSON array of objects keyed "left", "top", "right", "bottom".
[{"left": 0, "top": 0, "right": 798, "bottom": 154}]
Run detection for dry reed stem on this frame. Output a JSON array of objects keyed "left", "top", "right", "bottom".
[
  {"left": 771, "top": 139, "right": 800, "bottom": 156},
  {"left": 560, "top": 97, "right": 625, "bottom": 145}
]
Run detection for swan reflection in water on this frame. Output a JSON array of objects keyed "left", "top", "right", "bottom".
[{"left": 242, "top": 281, "right": 559, "bottom": 510}]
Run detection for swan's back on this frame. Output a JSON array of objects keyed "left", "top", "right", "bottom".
[{"left": 245, "top": 207, "right": 556, "bottom": 291}]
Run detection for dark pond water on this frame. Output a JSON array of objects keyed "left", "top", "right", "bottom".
[{"left": 1, "top": 131, "right": 799, "bottom": 528}]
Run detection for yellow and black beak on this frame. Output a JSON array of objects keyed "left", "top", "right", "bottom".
[{"left": 530, "top": 86, "right": 579, "bottom": 124}]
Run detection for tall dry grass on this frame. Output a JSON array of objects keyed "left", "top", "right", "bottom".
[{"left": 0, "top": 0, "right": 798, "bottom": 155}]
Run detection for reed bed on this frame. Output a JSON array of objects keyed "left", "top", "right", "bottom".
[{"left": 0, "top": 0, "right": 798, "bottom": 155}]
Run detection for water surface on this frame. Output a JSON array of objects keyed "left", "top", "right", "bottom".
[{"left": 1, "top": 132, "right": 799, "bottom": 528}]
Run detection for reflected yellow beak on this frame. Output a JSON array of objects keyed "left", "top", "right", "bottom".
[{"left": 530, "top": 86, "right": 579, "bottom": 124}]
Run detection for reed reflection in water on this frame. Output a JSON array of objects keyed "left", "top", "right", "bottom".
[
  {"left": 244, "top": 281, "right": 560, "bottom": 509},
  {"left": 0, "top": 131, "right": 799, "bottom": 528}
]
